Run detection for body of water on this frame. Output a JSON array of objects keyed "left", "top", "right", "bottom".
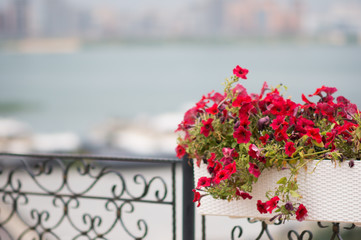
[{"left": 0, "top": 42, "right": 360, "bottom": 136}]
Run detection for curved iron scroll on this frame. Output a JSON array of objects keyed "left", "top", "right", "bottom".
[
  {"left": 228, "top": 219, "right": 359, "bottom": 240},
  {"left": 0, "top": 154, "right": 178, "bottom": 239}
]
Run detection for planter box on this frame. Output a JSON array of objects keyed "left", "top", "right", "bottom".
[{"left": 194, "top": 160, "right": 361, "bottom": 225}]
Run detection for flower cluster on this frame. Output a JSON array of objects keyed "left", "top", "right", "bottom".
[{"left": 176, "top": 66, "right": 361, "bottom": 222}]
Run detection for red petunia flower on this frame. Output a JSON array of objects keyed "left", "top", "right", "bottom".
[
  {"left": 200, "top": 118, "right": 214, "bottom": 137},
  {"left": 221, "top": 148, "right": 235, "bottom": 165},
  {"left": 233, "top": 126, "right": 252, "bottom": 144},
  {"left": 206, "top": 103, "right": 219, "bottom": 115},
  {"left": 309, "top": 85, "right": 337, "bottom": 98},
  {"left": 210, "top": 92, "right": 226, "bottom": 104},
  {"left": 325, "top": 130, "right": 337, "bottom": 150},
  {"left": 306, "top": 127, "right": 322, "bottom": 143},
  {"left": 232, "top": 95, "right": 252, "bottom": 108},
  {"left": 248, "top": 144, "right": 260, "bottom": 159},
  {"left": 295, "top": 204, "right": 308, "bottom": 221},
  {"left": 207, "top": 153, "right": 217, "bottom": 167},
  {"left": 270, "top": 116, "right": 286, "bottom": 130},
  {"left": 213, "top": 162, "right": 223, "bottom": 175},
  {"left": 239, "top": 102, "right": 255, "bottom": 118},
  {"left": 274, "top": 127, "right": 289, "bottom": 142},
  {"left": 266, "top": 196, "right": 280, "bottom": 213},
  {"left": 248, "top": 163, "right": 261, "bottom": 178},
  {"left": 232, "top": 84, "right": 248, "bottom": 97},
  {"left": 259, "top": 134, "right": 269, "bottom": 145},
  {"left": 214, "top": 169, "right": 230, "bottom": 184},
  {"left": 236, "top": 187, "right": 253, "bottom": 200},
  {"left": 192, "top": 189, "right": 201, "bottom": 207},
  {"left": 222, "top": 147, "right": 235, "bottom": 158},
  {"left": 233, "top": 65, "right": 249, "bottom": 79},
  {"left": 258, "top": 156, "right": 266, "bottom": 164},
  {"left": 239, "top": 116, "right": 251, "bottom": 129},
  {"left": 175, "top": 144, "right": 186, "bottom": 159},
  {"left": 259, "top": 81, "right": 269, "bottom": 99},
  {"left": 225, "top": 161, "right": 237, "bottom": 175},
  {"left": 301, "top": 94, "right": 315, "bottom": 106},
  {"left": 231, "top": 150, "right": 239, "bottom": 158},
  {"left": 257, "top": 200, "right": 268, "bottom": 214},
  {"left": 183, "top": 106, "right": 202, "bottom": 125},
  {"left": 285, "top": 142, "right": 296, "bottom": 157},
  {"left": 197, "top": 177, "right": 211, "bottom": 189}
]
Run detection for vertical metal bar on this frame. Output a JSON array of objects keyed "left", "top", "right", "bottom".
[
  {"left": 172, "top": 162, "right": 176, "bottom": 240},
  {"left": 202, "top": 215, "right": 206, "bottom": 240},
  {"left": 182, "top": 156, "right": 195, "bottom": 240}
]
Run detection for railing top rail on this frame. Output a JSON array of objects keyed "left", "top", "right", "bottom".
[{"left": 0, "top": 152, "right": 181, "bottom": 164}]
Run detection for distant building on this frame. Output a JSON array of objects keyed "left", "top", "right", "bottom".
[{"left": 0, "top": 0, "right": 31, "bottom": 38}]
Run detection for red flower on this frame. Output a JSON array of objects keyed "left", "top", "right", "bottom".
[
  {"left": 266, "top": 196, "right": 280, "bottom": 213},
  {"left": 274, "top": 127, "right": 289, "bottom": 142},
  {"left": 232, "top": 95, "right": 252, "bottom": 108},
  {"left": 248, "top": 163, "right": 261, "bottom": 178},
  {"left": 259, "top": 81, "right": 269, "bottom": 99},
  {"left": 285, "top": 142, "right": 296, "bottom": 157},
  {"left": 225, "top": 161, "right": 237, "bottom": 175},
  {"left": 239, "top": 116, "right": 251, "bottom": 129},
  {"left": 206, "top": 103, "right": 219, "bottom": 115},
  {"left": 270, "top": 116, "right": 286, "bottom": 130},
  {"left": 210, "top": 92, "right": 226, "bottom": 104},
  {"left": 269, "top": 98, "right": 287, "bottom": 115},
  {"left": 309, "top": 85, "right": 337, "bottom": 98},
  {"left": 233, "top": 65, "right": 249, "bottom": 79},
  {"left": 233, "top": 126, "right": 252, "bottom": 144},
  {"left": 207, "top": 153, "right": 216, "bottom": 167},
  {"left": 301, "top": 94, "right": 315, "bottom": 106},
  {"left": 306, "top": 127, "right": 322, "bottom": 143},
  {"left": 175, "top": 144, "right": 186, "bottom": 159},
  {"left": 222, "top": 147, "right": 235, "bottom": 158},
  {"left": 259, "top": 134, "right": 269, "bottom": 145},
  {"left": 220, "top": 148, "right": 235, "bottom": 165},
  {"left": 214, "top": 169, "right": 230, "bottom": 184},
  {"left": 248, "top": 144, "right": 260, "bottom": 159},
  {"left": 295, "top": 204, "right": 308, "bottom": 221},
  {"left": 231, "top": 150, "right": 239, "bottom": 158},
  {"left": 257, "top": 200, "right": 268, "bottom": 214},
  {"left": 213, "top": 162, "right": 223, "bottom": 175},
  {"left": 192, "top": 189, "right": 201, "bottom": 207},
  {"left": 183, "top": 107, "right": 200, "bottom": 125},
  {"left": 232, "top": 84, "right": 248, "bottom": 96},
  {"left": 325, "top": 130, "right": 337, "bottom": 150},
  {"left": 236, "top": 187, "right": 253, "bottom": 199},
  {"left": 197, "top": 177, "right": 211, "bottom": 189},
  {"left": 200, "top": 118, "right": 214, "bottom": 137},
  {"left": 258, "top": 156, "right": 266, "bottom": 164}
]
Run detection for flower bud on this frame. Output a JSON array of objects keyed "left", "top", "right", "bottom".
[
  {"left": 258, "top": 116, "right": 270, "bottom": 131},
  {"left": 285, "top": 202, "right": 294, "bottom": 211},
  {"left": 349, "top": 160, "right": 354, "bottom": 168},
  {"left": 233, "top": 121, "right": 240, "bottom": 130}
]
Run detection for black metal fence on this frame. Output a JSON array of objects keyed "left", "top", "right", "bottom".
[
  {"left": 0, "top": 153, "right": 196, "bottom": 240},
  {"left": 0, "top": 153, "right": 360, "bottom": 240}
]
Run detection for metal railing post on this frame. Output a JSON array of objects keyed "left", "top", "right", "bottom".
[{"left": 182, "top": 156, "right": 195, "bottom": 240}]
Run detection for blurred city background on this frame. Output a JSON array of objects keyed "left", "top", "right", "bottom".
[{"left": 0, "top": 0, "right": 361, "bottom": 157}]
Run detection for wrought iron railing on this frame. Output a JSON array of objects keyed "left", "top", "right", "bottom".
[{"left": 0, "top": 153, "right": 190, "bottom": 240}]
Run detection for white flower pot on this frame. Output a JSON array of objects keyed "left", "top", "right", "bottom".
[{"left": 193, "top": 160, "right": 361, "bottom": 225}]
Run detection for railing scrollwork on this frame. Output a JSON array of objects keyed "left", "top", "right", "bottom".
[{"left": 0, "top": 153, "right": 179, "bottom": 240}]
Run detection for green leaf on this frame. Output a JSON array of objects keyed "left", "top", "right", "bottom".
[
  {"left": 277, "top": 177, "right": 287, "bottom": 185},
  {"left": 290, "top": 190, "right": 300, "bottom": 198},
  {"left": 312, "top": 140, "right": 324, "bottom": 148}
]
